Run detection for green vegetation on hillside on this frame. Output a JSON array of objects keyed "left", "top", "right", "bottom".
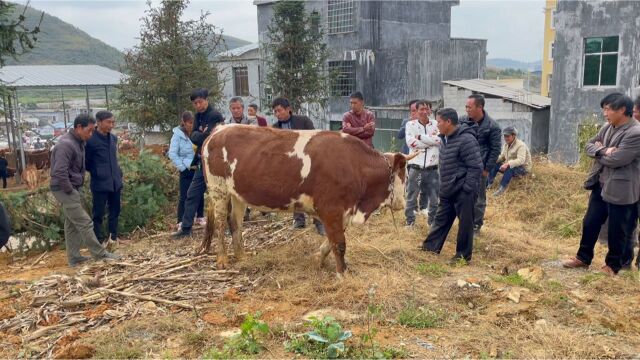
[{"left": 3, "top": 3, "right": 252, "bottom": 71}]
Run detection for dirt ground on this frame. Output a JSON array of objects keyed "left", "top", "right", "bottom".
[{"left": 1, "top": 160, "right": 639, "bottom": 359}]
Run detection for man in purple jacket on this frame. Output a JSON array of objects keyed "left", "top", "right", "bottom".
[{"left": 342, "top": 91, "right": 376, "bottom": 148}]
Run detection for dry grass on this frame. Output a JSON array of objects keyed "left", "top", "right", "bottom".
[{"left": 2, "top": 159, "right": 640, "bottom": 358}]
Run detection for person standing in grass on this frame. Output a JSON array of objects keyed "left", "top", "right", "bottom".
[
  {"left": 50, "top": 114, "right": 120, "bottom": 267},
  {"left": 563, "top": 93, "right": 640, "bottom": 275}
]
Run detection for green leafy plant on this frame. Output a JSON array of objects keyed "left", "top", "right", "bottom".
[
  {"left": 285, "top": 316, "right": 352, "bottom": 359},
  {"left": 416, "top": 262, "right": 448, "bottom": 277},
  {"left": 204, "top": 312, "right": 270, "bottom": 359},
  {"left": 398, "top": 302, "right": 443, "bottom": 329}
]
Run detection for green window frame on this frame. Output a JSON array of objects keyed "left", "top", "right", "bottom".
[{"left": 583, "top": 36, "right": 618, "bottom": 86}]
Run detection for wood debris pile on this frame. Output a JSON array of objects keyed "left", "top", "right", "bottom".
[{"left": 0, "top": 216, "right": 305, "bottom": 357}]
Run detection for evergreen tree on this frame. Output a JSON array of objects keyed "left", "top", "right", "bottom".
[
  {"left": 262, "top": 1, "right": 332, "bottom": 114},
  {"left": 118, "top": 0, "right": 224, "bottom": 131}
]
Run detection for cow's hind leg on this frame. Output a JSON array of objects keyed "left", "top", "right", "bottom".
[
  {"left": 314, "top": 239, "right": 332, "bottom": 268},
  {"left": 229, "top": 196, "right": 247, "bottom": 260},
  {"left": 214, "top": 196, "right": 231, "bottom": 269}
]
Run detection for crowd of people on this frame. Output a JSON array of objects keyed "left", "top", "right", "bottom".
[{"left": 1, "top": 86, "right": 638, "bottom": 276}]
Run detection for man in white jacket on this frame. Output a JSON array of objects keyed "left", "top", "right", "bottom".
[{"left": 404, "top": 100, "right": 441, "bottom": 227}]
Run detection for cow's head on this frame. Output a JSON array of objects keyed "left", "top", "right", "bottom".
[{"left": 383, "top": 151, "right": 420, "bottom": 211}]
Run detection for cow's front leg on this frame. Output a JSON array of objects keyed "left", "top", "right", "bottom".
[
  {"left": 229, "top": 196, "right": 246, "bottom": 260},
  {"left": 323, "top": 214, "right": 347, "bottom": 276},
  {"left": 214, "top": 198, "right": 230, "bottom": 269}
]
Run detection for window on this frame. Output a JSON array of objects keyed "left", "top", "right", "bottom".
[
  {"left": 549, "top": 42, "right": 554, "bottom": 60},
  {"left": 327, "top": 0, "right": 355, "bottom": 35},
  {"left": 310, "top": 10, "right": 320, "bottom": 36},
  {"left": 550, "top": 9, "right": 556, "bottom": 30},
  {"left": 547, "top": 74, "right": 552, "bottom": 96},
  {"left": 583, "top": 36, "right": 618, "bottom": 87},
  {"left": 233, "top": 67, "right": 249, "bottom": 96},
  {"left": 328, "top": 60, "right": 356, "bottom": 96}
]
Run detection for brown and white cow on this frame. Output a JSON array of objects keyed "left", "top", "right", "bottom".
[{"left": 199, "top": 124, "right": 417, "bottom": 275}]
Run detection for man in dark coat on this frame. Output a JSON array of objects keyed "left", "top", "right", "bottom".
[
  {"left": 86, "top": 110, "right": 126, "bottom": 245},
  {"left": 0, "top": 154, "right": 8, "bottom": 189},
  {"left": 459, "top": 94, "right": 501, "bottom": 235},
  {"left": 0, "top": 202, "right": 10, "bottom": 249},
  {"left": 422, "top": 108, "right": 483, "bottom": 263},
  {"left": 50, "top": 114, "right": 120, "bottom": 267},
  {"left": 271, "top": 97, "right": 325, "bottom": 235},
  {"left": 173, "top": 88, "right": 225, "bottom": 238}
]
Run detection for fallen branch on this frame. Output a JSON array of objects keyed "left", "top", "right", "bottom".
[{"left": 98, "top": 288, "right": 199, "bottom": 310}]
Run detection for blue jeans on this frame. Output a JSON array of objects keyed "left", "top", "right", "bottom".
[
  {"left": 488, "top": 162, "right": 527, "bottom": 188},
  {"left": 181, "top": 168, "right": 206, "bottom": 230},
  {"left": 178, "top": 169, "right": 204, "bottom": 223}
]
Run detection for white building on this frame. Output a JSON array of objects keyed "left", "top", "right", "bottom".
[{"left": 214, "top": 43, "right": 262, "bottom": 119}]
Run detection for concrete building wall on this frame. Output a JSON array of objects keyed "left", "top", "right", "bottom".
[{"left": 549, "top": 0, "right": 640, "bottom": 163}]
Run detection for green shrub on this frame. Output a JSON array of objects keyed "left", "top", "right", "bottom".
[
  {"left": 203, "top": 312, "right": 270, "bottom": 359},
  {"left": 285, "top": 316, "right": 353, "bottom": 359},
  {"left": 0, "top": 150, "right": 177, "bottom": 252}
]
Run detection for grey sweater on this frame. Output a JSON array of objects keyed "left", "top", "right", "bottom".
[{"left": 50, "top": 130, "right": 86, "bottom": 194}]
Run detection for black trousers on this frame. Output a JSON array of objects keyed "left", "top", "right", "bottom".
[
  {"left": 422, "top": 190, "right": 477, "bottom": 261},
  {"left": 178, "top": 169, "right": 204, "bottom": 223},
  {"left": 576, "top": 185, "right": 638, "bottom": 273},
  {"left": 0, "top": 170, "right": 6, "bottom": 189},
  {"left": 92, "top": 189, "right": 121, "bottom": 242}
]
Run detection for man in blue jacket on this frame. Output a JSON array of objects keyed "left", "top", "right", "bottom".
[
  {"left": 173, "top": 88, "right": 225, "bottom": 238},
  {"left": 86, "top": 110, "right": 127, "bottom": 245}
]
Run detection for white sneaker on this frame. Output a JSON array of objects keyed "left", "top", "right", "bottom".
[
  {"left": 195, "top": 217, "right": 207, "bottom": 226},
  {"left": 175, "top": 222, "right": 182, "bottom": 231}
]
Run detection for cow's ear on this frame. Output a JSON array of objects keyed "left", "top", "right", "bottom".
[{"left": 392, "top": 153, "right": 407, "bottom": 173}]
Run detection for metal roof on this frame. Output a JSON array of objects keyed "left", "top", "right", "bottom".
[
  {"left": 442, "top": 79, "right": 551, "bottom": 109},
  {"left": 216, "top": 43, "right": 259, "bottom": 59},
  {"left": 0, "top": 65, "right": 125, "bottom": 88}
]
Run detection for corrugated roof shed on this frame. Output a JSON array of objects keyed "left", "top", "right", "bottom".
[
  {"left": 0, "top": 65, "right": 125, "bottom": 88},
  {"left": 442, "top": 79, "right": 551, "bottom": 109},
  {"left": 216, "top": 43, "right": 259, "bottom": 59}
]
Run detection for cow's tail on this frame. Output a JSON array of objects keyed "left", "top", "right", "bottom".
[{"left": 198, "top": 203, "right": 216, "bottom": 255}]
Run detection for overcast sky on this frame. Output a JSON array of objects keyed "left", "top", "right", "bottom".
[{"left": 19, "top": 0, "right": 545, "bottom": 62}]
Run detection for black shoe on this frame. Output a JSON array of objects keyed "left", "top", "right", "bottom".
[
  {"left": 473, "top": 225, "right": 481, "bottom": 236},
  {"left": 69, "top": 256, "right": 91, "bottom": 267},
  {"left": 172, "top": 228, "right": 192, "bottom": 239},
  {"left": 315, "top": 222, "right": 326, "bottom": 236}
]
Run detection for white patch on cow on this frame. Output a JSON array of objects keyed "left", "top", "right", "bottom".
[
  {"left": 287, "top": 131, "right": 318, "bottom": 182},
  {"left": 342, "top": 207, "right": 367, "bottom": 226},
  {"left": 381, "top": 173, "right": 405, "bottom": 210},
  {"left": 287, "top": 194, "right": 316, "bottom": 213},
  {"left": 340, "top": 132, "right": 350, "bottom": 139}
]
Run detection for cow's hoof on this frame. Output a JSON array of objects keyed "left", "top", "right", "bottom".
[
  {"left": 234, "top": 250, "right": 246, "bottom": 261},
  {"left": 336, "top": 272, "right": 345, "bottom": 281},
  {"left": 217, "top": 256, "right": 229, "bottom": 269}
]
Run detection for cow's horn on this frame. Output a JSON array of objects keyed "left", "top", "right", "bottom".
[{"left": 405, "top": 150, "right": 422, "bottom": 161}]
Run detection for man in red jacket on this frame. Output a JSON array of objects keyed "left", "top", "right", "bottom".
[{"left": 342, "top": 91, "right": 376, "bottom": 148}]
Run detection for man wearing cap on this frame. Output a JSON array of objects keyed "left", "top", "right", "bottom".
[{"left": 486, "top": 126, "right": 532, "bottom": 196}]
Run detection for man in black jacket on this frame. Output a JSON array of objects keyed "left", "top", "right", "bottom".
[
  {"left": 174, "top": 88, "right": 225, "bottom": 238},
  {"left": 86, "top": 110, "right": 125, "bottom": 245},
  {"left": 422, "top": 108, "right": 483, "bottom": 263},
  {"left": 271, "top": 97, "right": 325, "bottom": 235},
  {"left": 460, "top": 94, "right": 501, "bottom": 235}
]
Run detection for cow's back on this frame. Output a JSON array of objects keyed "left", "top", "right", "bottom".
[{"left": 204, "top": 125, "right": 375, "bottom": 212}]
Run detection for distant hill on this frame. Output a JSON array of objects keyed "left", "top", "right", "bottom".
[
  {"left": 4, "top": 3, "right": 125, "bottom": 70},
  {"left": 487, "top": 58, "right": 542, "bottom": 72},
  {"left": 4, "top": 3, "right": 252, "bottom": 71}
]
